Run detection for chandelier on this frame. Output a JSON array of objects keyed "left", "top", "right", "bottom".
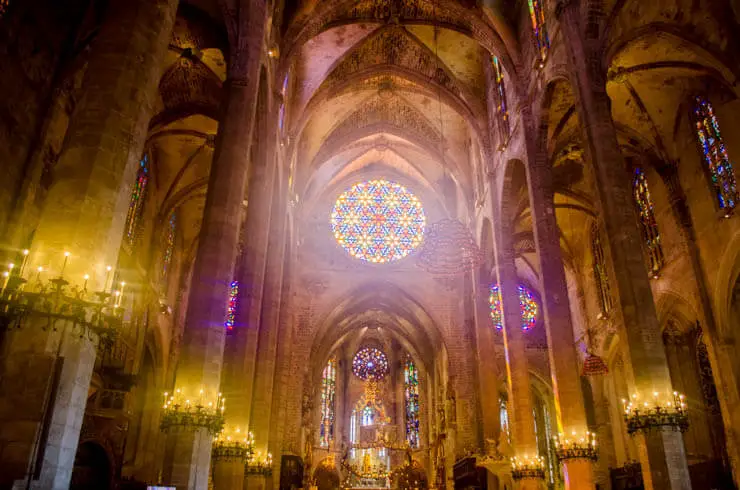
[
  {"left": 160, "top": 389, "right": 225, "bottom": 435},
  {"left": 0, "top": 268, "right": 121, "bottom": 344},
  {"left": 510, "top": 455, "right": 545, "bottom": 481},
  {"left": 245, "top": 451, "right": 274, "bottom": 476},
  {"left": 416, "top": 218, "right": 483, "bottom": 275},
  {"left": 212, "top": 427, "right": 255, "bottom": 462},
  {"left": 622, "top": 391, "right": 689, "bottom": 435},
  {"left": 582, "top": 352, "right": 609, "bottom": 376},
  {"left": 414, "top": 9, "right": 483, "bottom": 277},
  {"left": 554, "top": 431, "right": 598, "bottom": 462}
]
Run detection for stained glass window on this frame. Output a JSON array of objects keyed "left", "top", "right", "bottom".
[
  {"left": 225, "top": 280, "right": 239, "bottom": 332},
  {"left": 591, "top": 223, "right": 613, "bottom": 317},
  {"left": 499, "top": 395, "right": 510, "bottom": 442},
  {"left": 489, "top": 284, "right": 538, "bottom": 331},
  {"left": 404, "top": 357, "right": 420, "bottom": 448},
  {"left": 331, "top": 179, "right": 426, "bottom": 263},
  {"left": 0, "top": 0, "right": 9, "bottom": 18},
  {"left": 352, "top": 347, "right": 389, "bottom": 380},
  {"left": 320, "top": 358, "right": 337, "bottom": 447},
  {"left": 492, "top": 56, "right": 510, "bottom": 138},
  {"left": 633, "top": 168, "right": 664, "bottom": 277},
  {"left": 361, "top": 405, "right": 376, "bottom": 426},
  {"left": 528, "top": 0, "right": 549, "bottom": 61},
  {"left": 692, "top": 96, "right": 739, "bottom": 214},
  {"left": 161, "top": 212, "right": 176, "bottom": 288},
  {"left": 124, "top": 155, "right": 149, "bottom": 247}
]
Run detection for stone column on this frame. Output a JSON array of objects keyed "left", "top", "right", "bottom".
[
  {"left": 519, "top": 107, "right": 596, "bottom": 488},
  {"left": 474, "top": 278, "right": 502, "bottom": 452},
  {"left": 0, "top": 0, "right": 177, "bottom": 488},
  {"left": 555, "top": 2, "right": 691, "bottom": 488},
  {"left": 248, "top": 178, "right": 288, "bottom": 490},
  {"left": 162, "top": 2, "right": 267, "bottom": 487},
  {"left": 492, "top": 209, "right": 541, "bottom": 490},
  {"left": 214, "top": 79, "right": 276, "bottom": 490}
]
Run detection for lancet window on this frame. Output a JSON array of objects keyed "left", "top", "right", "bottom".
[
  {"left": 489, "top": 283, "right": 538, "bottom": 331},
  {"left": 528, "top": 0, "right": 550, "bottom": 61},
  {"left": 492, "top": 56, "right": 510, "bottom": 139},
  {"left": 124, "top": 154, "right": 149, "bottom": 247},
  {"left": 591, "top": 223, "right": 613, "bottom": 317},
  {"left": 692, "top": 96, "right": 739, "bottom": 214},
  {"left": 404, "top": 357, "right": 420, "bottom": 448},
  {"left": 161, "top": 211, "right": 177, "bottom": 289},
  {"left": 499, "top": 395, "right": 511, "bottom": 442},
  {"left": 633, "top": 168, "right": 664, "bottom": 276},
  {"left": 319, "top": 357, "right": 337, "bottom": 447},
  {"left": 224, "top": 280, "right": 239, "bottom": 332}
]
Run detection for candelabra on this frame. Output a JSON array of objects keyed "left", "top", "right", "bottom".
[
  {"left": 510, "top": 455, "right": 545, "bottom": 481},
  {"left": 622, "top": 392, "right": 689, "bottom": 435},
  {"left": 554, "top": 431, "right": 598, "bottom": 462},
  {"left": 245, "top": 451, "right": 274, "bottom": 476},
  {"left": 212, "top": 427, "right": 255, "bottom": 462},
  {"left": 159, "top": 389, "right": 226, "bottom": 435},
  {"left": 0, "top": 272, "right": 121, "bottom": 345}
]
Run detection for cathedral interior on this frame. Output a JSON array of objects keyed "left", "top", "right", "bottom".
[{"left": 2, "top": 0, "right": 740, "bottom": 489}]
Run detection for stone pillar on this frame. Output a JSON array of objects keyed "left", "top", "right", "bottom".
[
  {"left": 249, "top": 177, "right": 288, "bottom": 489},
  {"left": 519, "top": 107, "right": 596, "bottom": 488},
  {"left": 162, "top": 2, "right": 267, "bottom": 487},
  {"left": 214, "top": 79, "right": 276, "bottom": 490},
  {"left": 0, "top": 0, "right": 176, "bottom": 488},
  {"left": 474, "top": 278, "right": 501, "bottom": 452},
  {"left": 26, "top": 0, "right": 177, "bottom": 282},
  {"left": 492, "top": 214, "right": 540, "bottom": 490},
  {"left": 555, "top": 2, "right": 691, "bottom": 488}
]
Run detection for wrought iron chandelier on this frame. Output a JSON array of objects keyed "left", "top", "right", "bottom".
[{"left": 414, "top": 3, "right": 482, "bottom": 276}]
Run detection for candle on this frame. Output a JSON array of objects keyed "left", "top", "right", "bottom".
[
  {"left": 116, "top": 281, "right": 125, "bottom": 306},
  {"left": 1, "top": 271, "right": 9, "bottom": 293},
  {"left": 35, "top": 266, "right": 43, "bottom": 283},
  {"left": 19, "top": 249, "right": 29, "bottom": 278},
  {"left": 83, "top": 274, "right": 89, "bottom": 291},
  {"left": 105, "top": 265, "right": 113, "bottom": 293},
  {"left": 60, "top": 251, "right": 70, "bottom": 277}
]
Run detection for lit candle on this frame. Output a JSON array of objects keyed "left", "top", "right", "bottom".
[
  {"left": 83, "top": 274, "right": 89, "bottom": 291},
  {"left": 35, "top": 266, "right": 43, "bottom": 283},
  {"left": 60, "top": 251, "right": 70, "bottom": 277},
  {"left": 117, "top": 281, "right": 125, "bottom": 306},
  {"left": 19, "top": 249, "right": 29, "bottom": 278},
  {"left": 105, "top": 265, "right": 113, "bottom": 293}
]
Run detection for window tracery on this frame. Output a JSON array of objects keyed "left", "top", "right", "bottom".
[
  {"left": 633, "top": 167, "right": 664, "bottom": 277},
  {"left": 499, "top": 395, "right": 510, "bottom": 442},
  {"left": 331, "top": 179, "right": 426, "bottom": 263},
  {"left": 161, "top": 211, "right": 177, "bottom": 290},
  {"left": 404, "top": 357, "right": 420, "bottom": 448},
  {"left": 692, "top": 95, "right": 739, "bottom": 214},
  {"left": 528, "top": 0, "right": 550, "bottom": 61},
  {"left": 591, "top": 223, "right": 613, "bottom": 317},
  {"left": 225, "top": 280, "right": 239, "bottom": 332},
  {"left": 491, "top": 56, "right": 510, "bottom": 139},
  {"left": 320, "top": 357, "right": 337, "bottom": 447},
  {"left": 124, "top": 154, "right": 149, "bottom": 247},
  {"left": 489, "top": 283, "right": 538, "bottom": 331}
]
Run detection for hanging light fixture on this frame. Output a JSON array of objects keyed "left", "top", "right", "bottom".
[
  {"left": 581, "top": 328, "right": 609, "bottom": 376},
  {"left": 582, "top": 352, "right": 609, "bottom": 376},
  {"left": 415, "top": 1, "right": 482, "bottom": 276}
]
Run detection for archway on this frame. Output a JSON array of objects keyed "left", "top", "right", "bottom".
[{"left": 70, "top": 441, "right": 112, "bottom": 490}]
